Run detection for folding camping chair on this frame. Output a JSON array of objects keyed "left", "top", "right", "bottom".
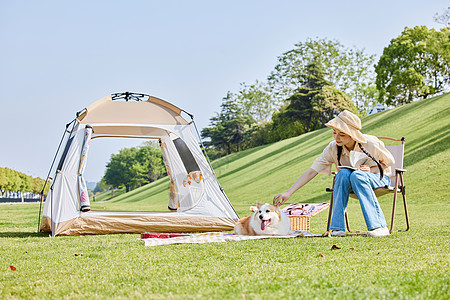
[{"left": 326, "top": 137, "right": 409, "bottom": 234}]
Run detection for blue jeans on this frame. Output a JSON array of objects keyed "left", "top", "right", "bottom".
[{"left": 329, "top": 169, "right": 390, "bottom": 231}]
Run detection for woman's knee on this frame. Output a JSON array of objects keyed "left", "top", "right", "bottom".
[
  {"left": 350, "top": 170, "right": 369, "bottom": 184},
  {"left": 335, "top": 169, "right": 352, "bottom": 183}
]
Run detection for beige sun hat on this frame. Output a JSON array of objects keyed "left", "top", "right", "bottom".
[{"left": 325, "top": 110, "right": 367, "bottom": 143}]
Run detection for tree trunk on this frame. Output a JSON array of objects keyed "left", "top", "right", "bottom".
[{"left": 306, "top": 111, "right": 312, "bottom": 133}]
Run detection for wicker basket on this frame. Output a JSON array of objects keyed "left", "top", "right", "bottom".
[{"left": 288, "top": 215, "right": 311, "bottom": 231}]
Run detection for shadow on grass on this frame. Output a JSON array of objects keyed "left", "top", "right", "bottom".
[
  {"left": 219, "top": 133, "right": 329, "bottom": 181},
  {"left": 404, "top": 126, "right": 450, "bottom": 166},
  {"left": 105, "top": 178, "right": 170, "bottom": 204},
  {"left": 211, "top": 143, "right": 274, "bottom": 169},
  {"left": 109, "top": 182, "right": 169, "bottom": 203},
  {"left": 300, "top": 193, "right": 332, "bottom": 204},
  {"left": 0, "top": 231, "right": 49, "bottom": 238}
]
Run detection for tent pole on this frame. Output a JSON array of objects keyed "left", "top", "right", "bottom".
[
  {"left": 188, "top": 114, "right": 239, "bottom": 218},
  {"left": 36, "top": 119, "right": 76, "bottom": 233},
  {"left": 50, "top": 187, "right": 54, "bottom": 237}
]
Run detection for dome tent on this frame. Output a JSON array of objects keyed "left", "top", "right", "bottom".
[{"left": 39, "top": 92, "right": 239, "bottom": 236}]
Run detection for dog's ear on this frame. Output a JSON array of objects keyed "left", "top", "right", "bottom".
[
  {"left": 274, "top": 201, "right": 281, "bottom": 209},
  {"left": 256, "top": 201, "right": 262, "bottom": 209}
]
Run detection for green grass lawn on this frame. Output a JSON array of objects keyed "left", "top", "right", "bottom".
[{"left": 1, "top": 94, "right": 450, "bottom": 299}]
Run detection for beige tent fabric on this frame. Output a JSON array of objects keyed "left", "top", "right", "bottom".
[
  {"left": 41, "top": 215, "right": 236, "bottom": 236},
  {"left": 89, "top": 125, "right": 168, "bottom": 139},
  {"left": 77, "top": 95, "right": 188, "bottom": 125}
]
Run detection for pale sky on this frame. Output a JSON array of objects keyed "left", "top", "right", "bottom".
[{"left": 0, "top": 0, "right": 447, "bottom": 183}]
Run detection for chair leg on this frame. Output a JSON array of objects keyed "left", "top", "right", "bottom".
[
  {"left": 390, "top": 171, "right": 410, "bottom": 233},
  {"left": 326, "top": 177, "right": 335, "bottom": 232},
  {"left": 399, "top": 173, "right": 410, "bottom": 231},
  {"left": 345, "top": 211, "right": 351, "bottom": 232},
  {"left": 327, "top": 175, "right": 353, "bottom": 233},
  {"left": 390, "top": 173, "right": 399, "bottom": 234}
]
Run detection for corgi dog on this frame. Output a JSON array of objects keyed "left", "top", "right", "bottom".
[{"left": 234, "top": 202, "right": 291, "bottom": 236}]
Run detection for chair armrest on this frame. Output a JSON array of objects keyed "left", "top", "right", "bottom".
[{"left": 395, "top": 168, "right": 407, "bottom": 173}]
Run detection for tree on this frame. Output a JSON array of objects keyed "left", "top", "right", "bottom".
[
  {"left": 236, "top": 80, "right": 276, "bottom": 123},
  {"left": 0, "top": 168, "right": 4, "bottom": 195},
  {"left": 279, "top": 62, "right": 329, "bottom": 132},
  {"left": 314, "top": 85, "right": 355, "bottom": 125},
  {"left": 275, "top": 62, "right": 354, "bottom": 133},
  {"left": 3, "top": 168, "right": 19, "bottom": 193},
  {"left": 103, "top": 143, "right": 166, "bottom": 193},
  {"left": 345, "top": 48, "right": 379, "bottom": 112},
  {"left": 268, "top": 38, "right": 376, "bottom": 112},
  {"left": 104, "top": 147, "right": 139, "bottom": 192},
  {"left": 434, "top": 7, "right": 450, "bottom": 28},
  {"left": 93, "top": 177, "right": 111, "bottom": 194},
  {"left": 32, "top": 177, "right": 43, "bottom": 195},
  {"left": 202, "top": 93, "right": 253, "bottom": 155},
  {"left": 0, "top": 167, "right": 49, "bottom": 196},
  {"left": 201, "top": 116, "right": 230, "bottom": 155},
  {"left": 134, "top": 142, "right": 166, "bottom": 186},
  {"left": 375, "top": 26, "right": 450, "bottom": 106},
  {"left": 18, "top": 172, "right": 32, "bottom": 194}
]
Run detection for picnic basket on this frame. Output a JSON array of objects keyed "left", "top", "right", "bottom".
[
  {"left": 284, "top": 203, "right": 330, "bottom": 231},
  {"left": 288, "top": 215, "right": 311, "bottom": 231}
]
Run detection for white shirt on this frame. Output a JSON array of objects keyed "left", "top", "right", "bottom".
[{"left": 311, "top": 134, "right": 395, "bottom": 176}]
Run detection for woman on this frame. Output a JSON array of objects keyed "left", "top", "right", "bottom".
[{"left": 273, "top": 110, "right": 395, "bottom": 237}]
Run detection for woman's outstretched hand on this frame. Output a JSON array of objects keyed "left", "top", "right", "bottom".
[{"left": 273, "top": 192, "right": 290, "bottom": 206}]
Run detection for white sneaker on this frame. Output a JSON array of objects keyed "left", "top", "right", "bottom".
[
  {"left": 368, "top": 227, "right": 390, "bottom": 237},
  {"left": 331, "top": 230, "right": 346, "bottom": 237}
]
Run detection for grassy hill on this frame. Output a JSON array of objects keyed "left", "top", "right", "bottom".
[
  {"left": 92, "top": 92, "right": 450, "bottom": 231},
  {"left": 1, "top": 93, "right": 449, "bottom": 299}
]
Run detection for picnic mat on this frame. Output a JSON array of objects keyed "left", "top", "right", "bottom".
[{"left": 142, "top": 231, "right": 324, "bottom": 247}]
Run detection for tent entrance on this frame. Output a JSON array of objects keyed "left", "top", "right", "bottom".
[
  {"left": 85, "top": 129, "right": 205, "bottom": 213},
  {"left": 85, "top": 137, "right": 170, "bottom": 212}
]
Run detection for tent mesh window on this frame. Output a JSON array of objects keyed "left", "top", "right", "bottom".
[{"left": 173, "top": 138, "right": 200, "bottom": 173}]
